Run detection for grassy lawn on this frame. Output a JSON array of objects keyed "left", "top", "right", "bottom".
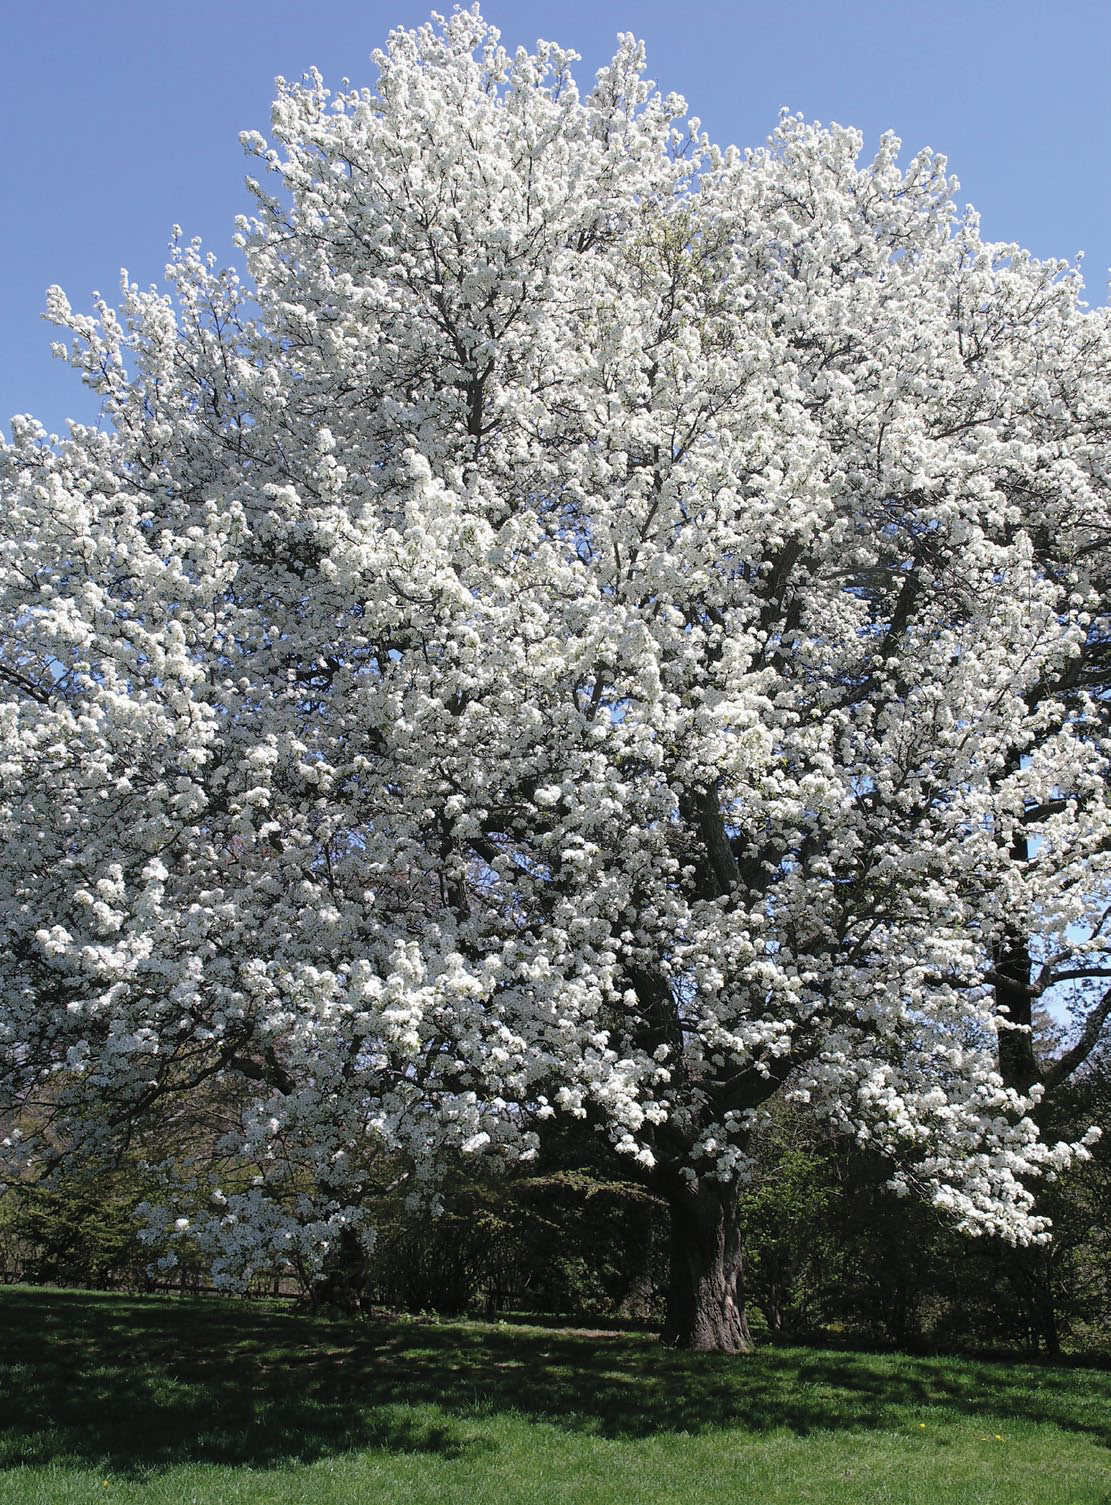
[{"left": 0, "top": 1286, "right": 1108, "bottom": 1504}]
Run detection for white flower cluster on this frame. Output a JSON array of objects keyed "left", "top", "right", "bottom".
[{"left": 1, "top": 8, "right": 1108, "bottom": 1263}]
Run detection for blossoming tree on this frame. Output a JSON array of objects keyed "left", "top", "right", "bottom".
[{"left": 2, "top": 9, "right": 1109, "bottom": 1350}]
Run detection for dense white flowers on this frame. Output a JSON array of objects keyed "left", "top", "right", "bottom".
[{"left": 1, "top": 8, "right": 1109, "bottom": 1274}]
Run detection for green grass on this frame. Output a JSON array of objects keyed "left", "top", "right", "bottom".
[{"left": 0, "top": 1286, "right": 1108, "bottom": 1503}]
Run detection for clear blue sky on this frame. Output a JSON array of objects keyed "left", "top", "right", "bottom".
[{"left": 4, "top": 0, "right": 1110, "bottom": 437}]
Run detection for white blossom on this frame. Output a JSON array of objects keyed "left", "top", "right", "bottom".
[{"left": 1, "top": 9, "right": 1109, "bottom": 1270}]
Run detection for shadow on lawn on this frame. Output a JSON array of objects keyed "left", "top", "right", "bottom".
[{"left": 0, "top": 1286, "right": 1108, "bottom": 1476}]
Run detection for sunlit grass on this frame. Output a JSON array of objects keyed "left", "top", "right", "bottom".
[{"left": 0, "top": 1286, "right": 1107, "bottom": 1503}]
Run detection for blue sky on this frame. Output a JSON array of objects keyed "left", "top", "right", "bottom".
[{"left": 4, "top": 0, "right": 1110, "bottom": 437}]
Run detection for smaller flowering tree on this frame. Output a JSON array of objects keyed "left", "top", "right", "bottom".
[{"left": 1, "top": 9, "right": 1108, "bottom": 1349}]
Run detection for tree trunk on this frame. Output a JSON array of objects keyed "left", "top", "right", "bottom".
[
  {"left": 660, "top": 1175, "right": 752, "bottom": 1352},
  {"left": 757, "top": 1282, "right": 785, "bottom": 1336},
  {"left": 617, "top": 1268, "right": 656, "bottom": 1322},
  {"left": 312, "top": 1226, "right": 369, "bottom": 1314},
  {"left": 994, "top": 925, "right": 1039, "bottom": 1095},
  {"left": 993, "top": 829, "right": 1040, "bottom": 1098}
]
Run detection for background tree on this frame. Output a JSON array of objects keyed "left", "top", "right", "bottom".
[
  {"left": 736, "top": 1053, "right": 1111, "bottom": 1356},
  {"left": 1, "top": 8, "right": 1108, "bottom": 1351}
]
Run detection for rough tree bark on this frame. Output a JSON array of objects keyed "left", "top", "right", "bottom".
[
  {"left": 993, "top": 924, "right": 1040, "bottom": 1097},
  {"left": 659, "top": 1173, "right": 752, "bottom": 1353}
]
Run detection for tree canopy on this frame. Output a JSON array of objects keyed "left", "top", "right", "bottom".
[{"left": 2, "top": 8, "right": 1109, "bottom": 1349}]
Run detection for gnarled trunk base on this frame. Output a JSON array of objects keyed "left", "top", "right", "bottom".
[{"left": 661, "top": 1176, "right": 752, "bottom": 1353}]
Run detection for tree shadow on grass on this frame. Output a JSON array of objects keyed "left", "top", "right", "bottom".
[{"left": 0, "top": 1286, "right": 1109, "bottom": 1477}]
